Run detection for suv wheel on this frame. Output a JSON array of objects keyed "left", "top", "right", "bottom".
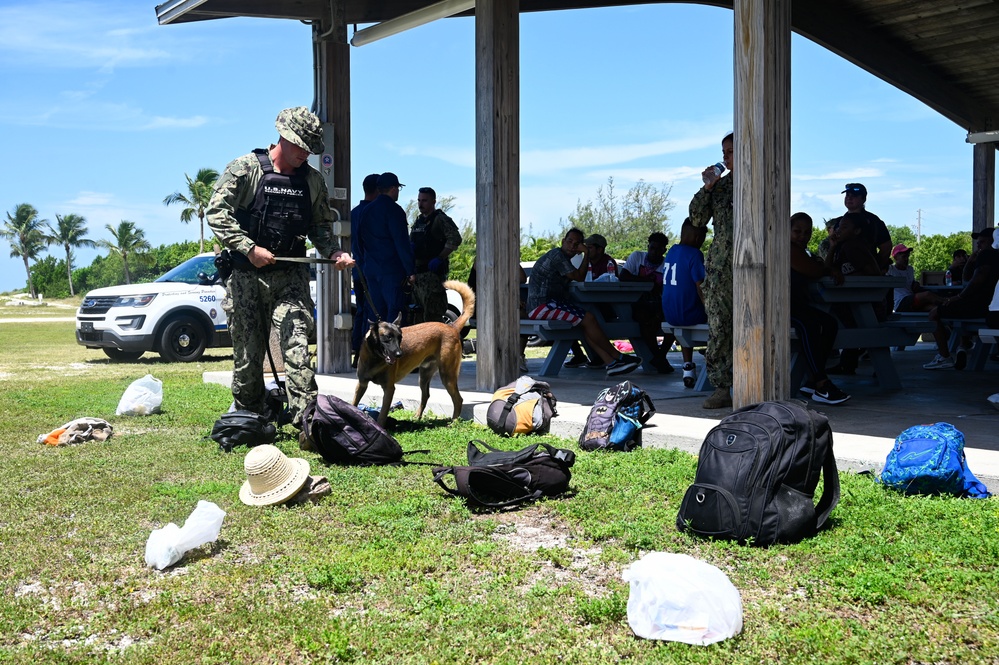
[
  {"left": 159, "top": 315, "right": 207, "bottom": 362},
  {"left": 103, "top": 348, "right": 145, "bottom": 362}
]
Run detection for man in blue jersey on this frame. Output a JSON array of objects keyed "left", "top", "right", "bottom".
[{"left": 661, "top": 219, "right": 708, "bottom": 388}]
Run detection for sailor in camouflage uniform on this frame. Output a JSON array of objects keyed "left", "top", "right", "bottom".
[
  {"left": 206, "top": 107, "right": 354, "bottom": 427},
  {"left": 688, "top": 132, "right": 735, "bottom": 409}
]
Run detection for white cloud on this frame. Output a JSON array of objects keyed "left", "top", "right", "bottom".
[
  {"left": 0, "top": 3, "right": 174, "bottom": 70},
  {"left": 143, "top": 115, "right": 211, "bottom": 130}
]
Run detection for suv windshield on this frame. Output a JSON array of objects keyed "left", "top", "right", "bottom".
[{"left": 156, "top": 255, "right": 219, "bottom": 285}]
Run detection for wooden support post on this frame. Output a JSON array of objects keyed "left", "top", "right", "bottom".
[
  {"left": 973, "top": 142, "right": 996, "bottom": 233},
  {"left": 733, "top": 0, "right": 792, "bottom": 407},
  {"left": 475, "top": 0, "right": 521, "bottom": 391},
  {"left": 314, "top": 1, "right": 352, "bottom": 375}
]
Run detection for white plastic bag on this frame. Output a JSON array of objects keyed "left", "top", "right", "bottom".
[
  {"left": 144, "top": 500, "right": 226, "bottom": 570},
  {"left": 622, "top": 552, "right": 743, "bottom": 645},
  {"left": 116, "top": 374, "right": 163, "bottom": 415}
]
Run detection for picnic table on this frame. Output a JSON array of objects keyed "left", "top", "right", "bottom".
[
  {"left": 528, "top": 281, "right": 654, "bottom": 377},
  {"left": 665, "top": 276, "right": 935, "bottom": 392},
  {"left": 804, "top": 276, "right": 935, "bottom": 390}
]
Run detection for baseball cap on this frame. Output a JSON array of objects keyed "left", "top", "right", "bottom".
[
  {"left": 971, "top": 226, "right": 996, "bottom": 238},
  {"left": 583, "top": 234, "right": 607, "bottom": 247},
  {"left": 376, "top": 172, "right": 404, "bottom": 189},
  {"left": 890, "top": 243, "right": 913, "bottom": 258},
  {"left": 275, "top": 107, "right": 324, "bottom": 154},
  {"left": 842, "top": 183, "right": 867, "bottom": 196}
]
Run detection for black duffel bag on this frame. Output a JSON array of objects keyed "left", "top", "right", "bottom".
[{"left": 210, "top": 410, "right": 277, "bottom": 453}]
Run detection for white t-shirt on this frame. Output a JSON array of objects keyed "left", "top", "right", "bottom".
[
  {"left": 622, "top": 250, "right": 666, "bottom": 284},
  {"left": 886, "top": 264, "right": 915, "bottom": 310}
]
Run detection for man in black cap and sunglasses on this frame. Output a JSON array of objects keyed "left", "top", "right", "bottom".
[{"left": 832, "top": 183, "right": 893, "bottom": 271}]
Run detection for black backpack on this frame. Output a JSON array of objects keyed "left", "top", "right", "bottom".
[
  {"left": 486, "top": 378, "right": 558, "bottom": 436},
  {"left": 210, "top": 410, "right": 277, "bottom": 453},
  {"left": 676, "top": 400, "right": 840, "bottom": 546},
  {"left": 578, "top": 381, "right": 655, "bottom": 451},
  {"left": 433, "top": 440, "right": 575, "bottom": 509},
  {"left": 301, "top": 394, "right": 404, "bottom": 465}
]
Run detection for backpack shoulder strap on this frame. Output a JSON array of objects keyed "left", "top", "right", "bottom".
[
  {"left": 814, "top": 445, "right": 841, "bottom": 530},
  {"left": 433, "top": 465, "right": 542, "bottom": 508}
]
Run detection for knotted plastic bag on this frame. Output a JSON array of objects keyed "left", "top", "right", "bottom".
[
  {"left": 116, "top": 374, "right": 163, "bottom": 416},
  {"left": 622, "top": 552, "right": 742, "bottom": 645},
  {"left": 144, "top": 501, "right": 226, "bottom": 570}
]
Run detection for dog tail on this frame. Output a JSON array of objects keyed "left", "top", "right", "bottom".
[{"left": 443, "top": 280, "right": 476, "bottom": 329}]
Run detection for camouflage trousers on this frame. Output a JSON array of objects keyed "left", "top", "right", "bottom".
[
  {"left": 411, "top": 271, "right": 447, "bottom": 324},
  {"left": 227, "top": 264, "right": 316, "bottom": 427},
  {"left": 703, "top": 270, "right": 734, "bottom": 390}
]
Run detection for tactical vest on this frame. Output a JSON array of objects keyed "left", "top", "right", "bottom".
[
  {"left": 411, "top": 211, "right": 447, "bottom": 270},
  {"left": 233, "top": 149, "right": 312, "bottom": 268}
]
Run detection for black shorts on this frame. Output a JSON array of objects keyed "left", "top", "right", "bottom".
[{"left": 938, "top": 298, "right": 987, "bottom": 320}]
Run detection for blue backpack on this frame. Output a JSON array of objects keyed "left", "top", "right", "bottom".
[{"left": 880, "top": 423, "right": 990, "bottom": 498}]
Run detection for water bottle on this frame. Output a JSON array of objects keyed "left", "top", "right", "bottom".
[
  {"left": 945, "top": 270, "right": 953, "bottom": 286},
  {"left": 702, "top": 162, "right": 725, "bottom": 185}
]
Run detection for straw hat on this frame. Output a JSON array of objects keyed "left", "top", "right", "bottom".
[{"left": 239, "top": 445, "right": 311, "bottom": 506}]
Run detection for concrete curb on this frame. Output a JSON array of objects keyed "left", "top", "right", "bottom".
[{"left": 204, "top": 371, "right": 999, "bottom": 493}]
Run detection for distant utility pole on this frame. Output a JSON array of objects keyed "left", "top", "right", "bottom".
[{"left": 914, "top": 209, "right": 922, "bottom": 242}]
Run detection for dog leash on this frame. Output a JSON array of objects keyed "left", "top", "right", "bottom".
[{"left": 274, "top": 256, "right": 383, "bottom": 321}]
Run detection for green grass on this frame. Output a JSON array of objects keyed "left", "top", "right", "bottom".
[{"left": 1, "top": 319, "right": 998, "bottom": 663}]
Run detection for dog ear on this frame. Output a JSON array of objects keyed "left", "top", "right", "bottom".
[{"left": 392, "top": 313, "right": 403, "bottom": 326}]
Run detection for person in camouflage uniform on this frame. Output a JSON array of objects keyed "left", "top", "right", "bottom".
[
  {"left": 410, "top": 186, "right": 462, "bottom": 324},
  {"left": 207, "top": 107, "right": 354, "bottom": 428},
  {"left": 688, "top": 132, "right": 735, "bottom": 409}
]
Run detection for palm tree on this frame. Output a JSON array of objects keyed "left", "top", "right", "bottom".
[
  {"left": 164, "top": 168, "right": 219, "bottom": 253},
  {"left": 99, "top": 220, "right": 151, "bottom": 285},
  {"left": 1, "top": 203, "right": 48, "bottom": 299},
  {"left": 45, "top": 213, "right": 96, "bottom": 296}
]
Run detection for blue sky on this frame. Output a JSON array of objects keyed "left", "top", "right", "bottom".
[{"left": 0, "top": 0, "right": 983, "bottom": 294}]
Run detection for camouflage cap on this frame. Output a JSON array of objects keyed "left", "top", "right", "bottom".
[{"left": 275, "top": 107, "right": 324, "bottom": 154}]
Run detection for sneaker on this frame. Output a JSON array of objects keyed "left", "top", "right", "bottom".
[
  {"left": 702, "top": 387, "right": 732, "bottom": 409},
  {"left": 564, "top": 354, "right": 588, "bottom": 368},
  {"left": 954, "top": 348, "right": 968, "bottom": 370},
  {"left": 519, "top": 356, "right": 529, "bottom": 373},
  {"left": 606, "top": 354, "right": 641, "bottom": 377},
  {"left": 812, "top": 385, "right": 851, "bottom": 405},
  {"left": 651, "top": 357, "right": 675, "bottom": 374},
  {"left": 799, "top": 380, "right": 816, "bottom": 396},
  {"left": 682, "top": 362, "right": 696, "bottom": 388},
  {"left": 585, "top": 360, "right": 608, "bottom": 370},
  {"left": 923, "top": 354, "right": 955, "bottom": 370}
]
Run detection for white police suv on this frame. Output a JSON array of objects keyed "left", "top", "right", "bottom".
[{"left": 76, "top": 253, "right": 230, "bottom": 362}]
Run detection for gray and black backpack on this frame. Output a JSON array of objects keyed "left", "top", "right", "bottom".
[{"left": 676, "top": 400, "right": 840, "bottom": 546}]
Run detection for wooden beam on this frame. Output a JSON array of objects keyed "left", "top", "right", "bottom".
[
  {"left": 314, "top": 1, "right": 353, "bottom": 374},
  {"left": 973, "top": 143, "right": 996, "bottom": 234},
  {"left": 733, "top": 0, "right": 791, "bottom": 407},
  {"left": 475, "top": 0, "right": 521, "bottom": 391},
  {"left": 790, "top": 2, "right": 988, "bottom": 131}
]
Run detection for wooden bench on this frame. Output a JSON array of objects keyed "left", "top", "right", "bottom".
[
  {"left": 941, "top": 318, "right": 994, "bottom": 370},
  {"left": 665, "top": 318, "right": 936, "bottom": 392},
  {"left": 663, "top": 323, "right": 711, "bottom": 390}
]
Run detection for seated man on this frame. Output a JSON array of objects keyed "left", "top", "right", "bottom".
[
  {"left": 789, "top": 212, "right": 849, "bottom": 405},
  {"left": 565, "top": 233, "right": 618, "bottom": 368},
  {"left": 527, "top": 228, "right": 641, "bottom": 377},
  {"left": 661, "top": 220, "right": 708, "bottom": 388},
  {"left": 621, "top": 231, "right": 674, "bottom": 374},
  {"left": 887, "top": 243, "right": 942, "bottom": 312},
  {"left": 924, "top": 227, "right": 999, "bottom": 370},
  {"left": 949, "top": 248, "right": 969, "bottom": 286}
]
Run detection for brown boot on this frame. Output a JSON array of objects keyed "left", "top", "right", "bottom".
[
  {"left": 298, "top": 429, "right": 316, "bottom": 452},
  {"left": 702, "top": 387, "right": 732, "bottom": 409}
]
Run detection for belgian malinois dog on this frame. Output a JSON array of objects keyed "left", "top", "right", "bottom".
[{"left": 353, "top": 280, "right": 475, "bottom": 426}]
